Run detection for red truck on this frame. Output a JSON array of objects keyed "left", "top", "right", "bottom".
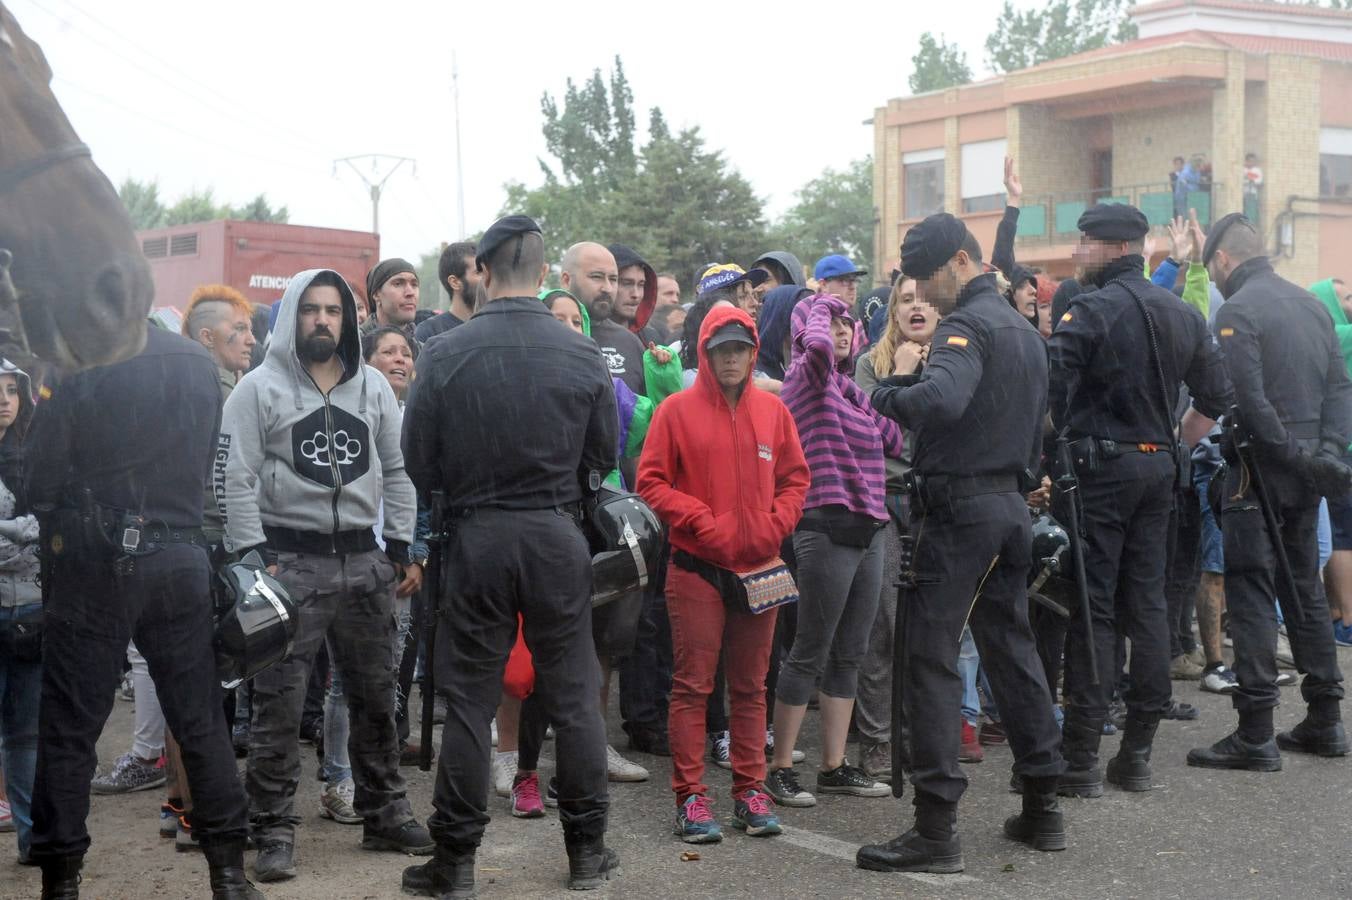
[{"left": 136, "top": 219, "right": 380, "bottom": 310}]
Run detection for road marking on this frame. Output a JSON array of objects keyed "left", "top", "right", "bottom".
[{"left": 780, "top": 826, "right": 979, "bottom": 885}]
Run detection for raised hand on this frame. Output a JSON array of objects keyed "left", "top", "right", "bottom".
[
  {"left": 1167, "top": 215, "right": 1192, "bottom": 262},
  {"left": 1187, "top": 208, "right": 1206, "bottom": 263},
  {"left": 1004, "top": 156, "right": 1023, "bottom": 206}
]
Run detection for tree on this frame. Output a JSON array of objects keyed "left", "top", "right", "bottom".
[
  {"left": 118, "top": 177, "right": 165, "bottom": 230},
  {"left": 770, "top": 158, "right": 875, "bottom": 269},
  {"left": 539, "top": 56, "right": 637, "bottom": 189},
  {"left": 415, "top": 246, "right": 444, "bottom": 310},
  {"left": 164, "top": 189, "right": 225, "bottom": 226},
  {"left": 909, "top": 32, "right": 973, "bottom": 94},
  {"left": 227, "top": 194, "right": 289, "bottom": 223},
  {"left": 985, "top": 0, "right": 1137, "bottom": 74}
]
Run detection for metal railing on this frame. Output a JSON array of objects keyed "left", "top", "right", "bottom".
[{"left": 1012, "top": 182, "right": 1258, "bottom": 243}]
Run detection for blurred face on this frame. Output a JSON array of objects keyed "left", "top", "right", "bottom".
[
  {"left": 297, "top": 285, "right": 343, "bottom": 363},
  {"left": 205, "top": 307, "right": 256, "bottom": 373},
  {"left": 368, "top": 332, "right": 414, "bottom": 394},
  {"left": 563, "top": 245, "right": 619, "bottom": 320},
  {"left": 1072, "top": 237, "right": 1129, "bottom": 283},
  {"left": 732, "top": 281, "right": 760, "bottom": 320},
  {"left": 820, "top": 275, "right": 859, "bottom": 308},
  {"left": 0, "top": 375, "right": 19, "bottom": 433},
  {"left": 830, "top": 315, "right": 854, "bottom": 363},
  {"left": 913, "top": 260, "right": 962, "bottom": 316},
  {"left": 1013, "top": 281, "right": 1037, "bottom": 319},
  {"left": 615, "top": 265, "right": 646, "bottom": 323},
  {"left": 549, "top": 296, "right": 586, "bottom": 334},
  {"left": 375, "top": 272, "right": 419, "bottom": 326},
  {"left": 709, "top": 342, "right": 754, "bottom": 389},
  {"left": 892, "top": 279, "right": 938, "bottom": 344},
  {"left": 656, "top": 276, "right": 681, "bottom": 308}
]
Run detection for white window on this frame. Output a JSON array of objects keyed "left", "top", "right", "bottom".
[
  {"left": 1322, "top": 127, "right": 1352, "bottom": 198},
  {"left": 903, "top": 148, "right": 945, "bottom": 219},
  {"left": 960, "top": 138, "right": 1008, "bottom": 213}
]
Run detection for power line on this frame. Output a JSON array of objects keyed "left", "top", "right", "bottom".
[{"left": 334, "top": 155, "right": 415, "bottom": 235}]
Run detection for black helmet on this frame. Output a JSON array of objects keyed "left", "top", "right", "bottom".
[
  {"left": 1029, "top": 512, "right": 1070, "bottom": 587},
  {"left": 214, "top": 551, "right": 298, "bottom": 689},
  {"left": 586, "top": 487, "right": 665, "bottom": 606}
]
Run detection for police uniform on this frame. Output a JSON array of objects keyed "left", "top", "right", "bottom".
[
  {"left": 1188, "top": 215, "right": 1351, "bottom": 768},
  {"left": 25, "top": 329, "right": 250, "bottom": 886},
  {"left": 1048, "top": 204, "right": 1233, "bottom": 795},
  {"left": 401, "top": 217, "right": 619, "bottom": 881},
  {"left": 858, "top": 213, "right": 1064, "bottom": 875}
]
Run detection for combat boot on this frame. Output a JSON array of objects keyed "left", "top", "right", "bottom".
[
  {"left": 401, "top": 846, "right": 476, "bottom": 898},
  {"left": 1057, "top": 718, "right": 1104, "bottom": 798},
  {"left": 40, "top": 855, "right": 82, "bottom": 900},
  {"left": 564, "top": 835, "right": 621, "bottom": 890},
  {"left": 856, "top": 798, "right": 963, "bottom": 874},
  {"left": 1106, "top": 716, "right": 1158, "bottom": 792},
  {"left": 1002, "top": 776, "right": 1066, "bottom": 851},
  {"left": 1276, "top": 701, "right": 1349, "bottom": 757},
  {"left": 202, "top": 838, "right": 263, "bottom": 900}
]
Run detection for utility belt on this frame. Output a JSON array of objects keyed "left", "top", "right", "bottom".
[
  {"left": 264, "top": 526, "right": 377, "bottom": 557},
  {"left": 904, "top": 471, "right": 1024, "bottom": 519},
  {"left": 796, "top": 505, "right": 886, "bottom": 548},
  {"left": 1065, "top": 436, "right": 1189, "bottom": 484},
  {"left": 39, "top": 499, "right": 205, "bottom": 562}
]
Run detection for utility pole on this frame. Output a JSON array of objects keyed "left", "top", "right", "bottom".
[
  {"left": 452, "top": 53, "right": 466, "bottom": 237},
  {"left": 334, "top": 154, "right": 415, "bottom": 235}
]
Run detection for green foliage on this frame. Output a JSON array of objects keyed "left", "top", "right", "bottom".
[
  {"left": 119, "top": 178, "right": 288, "bottom": 228},
  {"left": 415, "top": 247, "right": 443, "bottom": 310},
  {"left": 118, "top": 177, "right": 165, "bottom": 230},
  {"left": 164, "top": 188, "right": 224, "bottom": 227},
  {"left": 984, "top": 0, "right": 1138, "bottom": 74},
  {"left": 227, "top": 194, "right": 289, "bottom": 224},
  {"left": 909, "top": 33, "right": 973, "bottom": 94},
  {"left": 769, "top": 158, "right": 875, "bottom": 270}
]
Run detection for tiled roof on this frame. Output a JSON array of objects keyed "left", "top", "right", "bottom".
[
  {"left": 1133, "top": 0, "right": 1352, "bottom": 21},
  {"left": 1022, "top": 27, "right": 1352, "bottom": 71}
]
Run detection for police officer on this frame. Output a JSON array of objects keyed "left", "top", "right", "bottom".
[
  {"left": 857, "top": 213, "right": 1065, "bottom": 875},
  {"left": 1048, "top": 204, "right": 1233, "bottom": 798},
  {"left": 25, "top": 328, "right": 260, "bottom": 899},
  {"left": 401, "top": 215, "right": 620, "bottom": 897},
  {"left": 1188, "top": 213, "right": 1352, "bottom": 769}
]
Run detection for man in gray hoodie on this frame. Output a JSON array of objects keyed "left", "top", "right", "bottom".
[{"left": 221, "top": 269, "right": 430, "bottom": 883}]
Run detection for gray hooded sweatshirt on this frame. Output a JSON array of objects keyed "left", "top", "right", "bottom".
[{"left": 221, "top": 269, "right": 414, "bottom": 557}]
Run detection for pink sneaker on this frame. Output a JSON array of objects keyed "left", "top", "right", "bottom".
[{"left": 511, "top": 772, "right": 545, "bottom": 819}]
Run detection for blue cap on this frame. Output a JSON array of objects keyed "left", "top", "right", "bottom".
[{"left": 813, "top": 254, "right": 868, "bottom": 281}]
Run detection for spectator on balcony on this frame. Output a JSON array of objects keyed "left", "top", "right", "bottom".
[
  {"left": 1174, "top": 157, "right": 1201, "bottom": 217},
  {"left": 1243, "top": 154, "right": 1263, "bottom": 197}
]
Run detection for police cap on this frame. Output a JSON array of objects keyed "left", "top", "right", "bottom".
[
  {"left": 900, "top": 213, "right": 969, "bottom": 280},
  {"left": 475, "top": 215, "right": 543, "bottom": 271},
  {"left": 1077, "top": 204, "right": 1149, "bottom": 242},
  {"left": 1201, "top": 212, "right": 1252, "bottom": 266}
]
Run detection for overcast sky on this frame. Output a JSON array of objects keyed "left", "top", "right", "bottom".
[{"left": 11, "top": 0, "right": 1011, "bottom": 263}]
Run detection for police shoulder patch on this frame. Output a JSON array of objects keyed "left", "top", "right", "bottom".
[
  {"left": 946, "top": 335, "right": 969, "bottom": 347},
  {"left": 1061, "top": 313, "right": 1073, "bottom": 323},
  {"left": 1219, "top": 327, "right": 1235, "bottom": 337}
]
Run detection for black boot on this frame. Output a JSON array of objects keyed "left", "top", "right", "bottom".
[
  {"left": 1276, "top": 701, "right": 1349, "bottom": 757},
  {"left": 565, "top": 835, "right": 620, "bottom": 891},
  {"left": 856, "top": 799, "right": 963, "bottom": 874},
  {"left": 1106, "top": 716, "right": 1158, "bottom": 792},
  {"left": 1057, "top": 718, "right": 1104, "bottom": 798},
  {"left": 40, "top": 855, "right": 82, "bottom": 900},
  {"left": 401, "top": 846, "right": 476, "bottom": 899},
  {"left": 202, "top": 839, "right": 263, "bottom": 900},
  {"left": 1002, "top": 776, "right": 1066, "bottom": 851}
]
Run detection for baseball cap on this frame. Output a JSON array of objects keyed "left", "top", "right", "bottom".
[
  {"left": 705, "top": 321, "right": 756, "bottom": 350},
  {"left": 813, "top": 254, "right": 868, "bottom": 281},
  {"left": 696, "top": 263, "right": 770, "bottom": 298}
]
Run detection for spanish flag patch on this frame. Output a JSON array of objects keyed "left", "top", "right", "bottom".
[
  {"left": 1219, "top": 327, "right": 1234, "bottom": 337},
  {"left": 1061, "top": 313, "right": 1073, "bottom": 323},
  {"left": 946, "top": 336, "right": 969, "bottom": 347}
]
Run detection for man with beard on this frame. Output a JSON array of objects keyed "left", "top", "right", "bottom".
[
  {"left": 362, "top": 258, "right": 420, "bottom": 340},
  {"left": 608, "top": 244, "right": 660, "bottom": 345},
  {"left": 415, "top": 242, "right": 480, "bottom": 345},
  {"left": 220, "top": 269, "right": 432, "bottom": 883},
  {"left": 562, "top": 243, "right": 646, "bottom": 398},
  {"left": 1187, "top": 214, "right": 1352, "bottom": 770},
  {"left": 1047, "top": 205, "right": 1232, "bottom": 800}
]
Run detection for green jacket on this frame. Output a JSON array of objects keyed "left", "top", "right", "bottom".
[{"left": 1312, "top": 279, "right": 1352, "bottom": 381}]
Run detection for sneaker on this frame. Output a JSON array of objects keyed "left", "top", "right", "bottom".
[
  {"left": 710, "top": 730, "right": 732, "bottom": 770},
  {"left": 490, "top": 718, "right": 498, "bottom": 747},
  {"left": 1170, "top": 653, "right": 1205, "bottom": 680},
  {"left": 361, "top": 818, "right": 435, "bottom": 855},
  {"left": 606, "top": 744, "right": 649, "bottom": 782},
  {"left": 817, "top": 762, "right": 890, "bottom": 798},
  {"left": 978, "top": 721, "right": 1007, "bottom": 746},
  {"left": 511, "top": 772, "right": 545, "bottom": 819},
  {"left": 1276, "top": 671, "right": 1298, "bottom": 687},
  {"left": 1201, "top": 664, "right": 1239, "bottom": 695},
  {"left": 254, "top": 839, "right": 297, "bottom": 882},
  {"left": 764, "top": 767, "right": 816, "bottom": 808},
  {"left": 320, "top": 778, "right": 362, "bottom": 825},
  {"left": 1163, "top": 699, "right": 1200, "bottom": 721},
  {"left": 492, "top": 750, "right": 518, "bottom": 798},
  {"left": 544, "top": 776, "right": 559, "bottom": 809},
  {"left": 174, "top": 813, "right": 200, "bottom": 852},
  {"left": 674, "top": 794, "right": 723, "bottom": 844},
  {"left": 91, "top": 753, "right": 166, "bottom": 794},
  {"left": 860, "top": 741, "right": 892, "bottom": 784},
  {"left": 1275, "top": 633, "right": 1296, "bottom": 670},
  {"left": 764, "top": 725, "right": 805, "bottom": 764},
  {"left": 159, "top": 802, "right": 183, "bottom": 838},
  {"left": 959, "top": 721, "right": 983, "bottom": 763},
  {"left": 732, "top": 789, "right": 782, "bottom": 837},
  {"left": 118, "top": 671, "right": 134, "bottom": 702},
  {"left": 1334, "top": 619, "right": 1352, "bottom": 648},
  {"left": 0, "top": 799, "right": 13, "bottom": 833}
]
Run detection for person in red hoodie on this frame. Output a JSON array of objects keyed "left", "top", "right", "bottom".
[{"left": 637, "top": 304, "right": 809, "bottom": 845}]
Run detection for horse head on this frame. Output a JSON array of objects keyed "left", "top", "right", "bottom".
[{"left": 0, "top": 3, "right": 150, "bottom": 371}]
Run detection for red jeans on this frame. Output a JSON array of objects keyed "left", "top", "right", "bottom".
[{"left": 666, "top": 566, "right": 779, "bottom": 803}]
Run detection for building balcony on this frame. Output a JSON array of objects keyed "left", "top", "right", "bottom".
[{"left": 1015, "top": 182, "right": 1262, "bottom": 245}]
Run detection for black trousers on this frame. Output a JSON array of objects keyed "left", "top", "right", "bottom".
[
  {"left": 1222, "top": 465, "right": 1344, "bottom": 721},
  {"left": 31, "top": 545, "right": 248, "bottom": 860},
  {"left": 429, "top": 508, "right": 607, "bottom": 853},
  {"left": 1063, "top": 454, "right": 1175, "bottom": 734},
  {"left": 619, "top": 544, "right": 672, "bottom": 738},
  {"left": 1164, "top": 486, "right": 1202, "bottom": 658},
  {"left": 903, "top": 491, "right": 1063, "bottom": 806}
]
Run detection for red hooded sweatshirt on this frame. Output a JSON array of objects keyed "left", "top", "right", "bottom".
[{"left": 636, "top": 305, "right": 809, "bottom": 572}]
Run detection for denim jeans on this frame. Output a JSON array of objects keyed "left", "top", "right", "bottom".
[
  {"left": 958, "top": 627, "right": 981, "bottom": 725},
  {"left": 0, "top": 602, "right": 43, "bottom": 862},
  {"left": 323, "top": 596, "right": 412, "bottom": 784}
]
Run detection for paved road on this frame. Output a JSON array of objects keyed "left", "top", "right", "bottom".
[{"left": 5, "top": 644, "right": 1351, "bottom": 899}]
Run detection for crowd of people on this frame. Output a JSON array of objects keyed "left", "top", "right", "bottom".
[{"left": 0, "top": 155, "right": 1349, "bottom": 899}]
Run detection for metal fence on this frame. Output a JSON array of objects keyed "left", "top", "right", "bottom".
[{"left": 1013, "top": 182, "right": 1261, "bottom": 243}]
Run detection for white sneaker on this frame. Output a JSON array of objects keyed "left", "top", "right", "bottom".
[
  {"left": 319, "top": 778, "right": 361, "bottom": 825},
  {"left": 606, "top": 744, "right": 649, "bottom": 782},
  {"left": 491, "top": 718, "right": 499, "bottom": 747},
  {"left": 492, "top": 750, "right": 519, "bottom": 798},
  {"left": 1201, "top": 664, "right": 1239, "bottom": 695}
]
